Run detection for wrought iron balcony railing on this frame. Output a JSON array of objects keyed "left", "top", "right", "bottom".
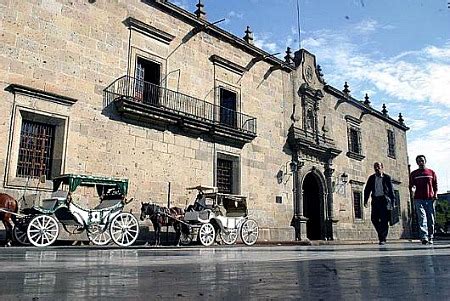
[{"left": 104, "top": 76, "right": 257, "bottom": 138}]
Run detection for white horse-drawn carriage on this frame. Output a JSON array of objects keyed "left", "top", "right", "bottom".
[
  {"left": 13, "top": 174, "right": 139, "bottom": 247},
  {"left": 180, "top": 186, "right": 259, "bottom": 246}
]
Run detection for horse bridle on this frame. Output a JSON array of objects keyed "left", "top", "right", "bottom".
[{"left": 143, "top": 203, "right": 160, "bottom": 220}]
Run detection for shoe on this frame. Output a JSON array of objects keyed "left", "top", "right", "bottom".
[
  {"left": 378, "top": 241, "right": 386, "bottom": 245},
  {"left": 421, "top": 239, "right": 429, "bottom": 245},
  {"left": 428, "top": 239, "right": 434, "bottom": 245}
]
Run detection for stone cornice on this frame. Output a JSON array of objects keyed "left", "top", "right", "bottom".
[
  {"left": 5, "top": 84, "right": 78, "bottom": 106},
  {"left": 300, "top": 83, "right": 323, "bottom": 101},
  {"left": 324, "top": 85, "right": 409, "bottom": 131},
  {"left": 346, "top": 151, "right": 365, "bottom": 161},
  {"left": 210, "top": 55, "right": 246, "bottom": 75},
  {"left": 146, "top": 0, "right": 293, "bottom": 71},
  {"left": 345, "top": 115, "right": 361, "bottom": 125},
  {"left": 349, "top": 179, "right": 365, "bottom": 186},
  {"left": 124, "top": 17, "right": 175, "bottom": 45}
]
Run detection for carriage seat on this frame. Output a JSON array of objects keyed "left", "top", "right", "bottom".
[
  {"left": 184, "top": 209, "right": 213, "bottom": 222},
  {"left": 38, "top": 191, "right": 66, "bottom": 209},
  {"left": 94, "top": 198, "right": 123, "bottom": 210},
  {"left": 51, "top": 190, "right": 69, "bottom": 201},
  {"left": 36, "top": 191, "right": 68, "bottom": 211},
  {"left": 39, "top": 198, "right": 58, "bottom": 211}
]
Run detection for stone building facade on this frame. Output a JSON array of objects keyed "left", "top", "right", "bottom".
[{"left": 0, "top": 0, "right": 411, "bottom": 241}]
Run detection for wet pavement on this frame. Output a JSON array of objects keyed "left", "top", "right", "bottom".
[{"left": 0, "top": 242, "right": 449, "bottom": 300}]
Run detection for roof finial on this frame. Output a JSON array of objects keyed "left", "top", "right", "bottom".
[
  {"left": 364, "top": 93, "right": 371, "bottom": 106},
  {"left": 195, "top": 0, "right": 207, "bottom": 20},
  {"left": 398, "top": 113, "right": 404, "bottom": 125},
  {"left": 243, "top": 26, "right": 254, "bottom": 45},
  {"left": 382, "top": 103, "right": 388, "bottom": 115},
  {"left": 343, "top": 82, "right": 350, "bottom": 96},
  {"left": 284, "top": 47, "right": 294, "bottom": 65}
]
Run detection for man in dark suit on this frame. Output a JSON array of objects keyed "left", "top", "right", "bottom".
[{"left": 364, "top": 162, "right": 396, "bottom": 245}]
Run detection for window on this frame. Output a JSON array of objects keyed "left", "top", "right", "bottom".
[
  {"left": 135, "top": 57, "right": 161, "bottom": 105},
  {"left": 219, "top": 88, "right": 237, "bottom": 128},
  {"left": 353, "top": 190, "right": 363, "bottom": 220},
  {"left": 6, "top": 109, "right": 67, "bottom": 187},
  {"left": 345, "top": 115, "right": 364, "bottom": 161},
  {"left": 217, "top": 158, "right": 233, "bottom": 193},
  {"left": 348, "top": 127, "right": 361, "bottom": 154},
  {"left": 216, "top": 153, "right": 240, "bottom": 194},
  {"left": 17, "top": 120, "right": 55, "bottom": 179},
  {"left": 387, "top": 130, "right": 396, "bottom": 158}
]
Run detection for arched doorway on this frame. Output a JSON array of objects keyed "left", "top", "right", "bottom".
[{"left": 302, "top": 172, "right": 324, "bottom": 240}]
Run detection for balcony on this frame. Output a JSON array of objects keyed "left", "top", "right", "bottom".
[
  {"left": 104, "top": 76, "right": 257, "bottom": 146},
  {"left": 288, "top": 125, "right": 341, "bottom": 161}
]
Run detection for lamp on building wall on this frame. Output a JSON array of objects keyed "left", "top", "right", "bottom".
[
  {"left": 289, "top": 161, "right": 298, "bottom": 173},
  {"left": 332, "top": 172, "right": 349, "bottom": 193}
]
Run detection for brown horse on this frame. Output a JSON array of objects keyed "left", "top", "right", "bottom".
[
  {"left": 140, "top": 202, "right": 184, "bottom": 246},
  {"left": 0, "top": 193, "right": 18, "bottom": 247}
]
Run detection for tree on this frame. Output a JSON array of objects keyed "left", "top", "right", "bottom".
[{"left": 435, "top": 198, "right": 449, "bottom": 233}]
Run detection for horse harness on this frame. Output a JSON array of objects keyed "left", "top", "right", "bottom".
[{"left": 145, "top": 204, "right": 182, "bottom": 225}]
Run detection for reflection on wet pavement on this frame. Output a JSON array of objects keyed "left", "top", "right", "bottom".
[{"left": 0, "top": 243, "right": 449, "bottom": 299}]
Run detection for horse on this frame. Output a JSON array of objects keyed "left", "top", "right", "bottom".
[
  {"left": 0, "top": 193, "right": 18, "bottom": 247},
  {"left": 140, "top": 202, "right": 184, "bottom": 246}
]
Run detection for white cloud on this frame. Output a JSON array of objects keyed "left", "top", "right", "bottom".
[
  {"left": 408, "top": 125, "right": 450, "bottom": 192},
  {"left": 407, "top": 119, "right": 428, "bottom": 132},
  {"left": 301, "top": 27, "right": 450, "bottom": 108},
  {"left": 417, "top": 105, "right": 450, "bottom": 118},
  {"left": 425, "top": 45, "right": 450, "bottom": 61},
  {"left": 254, "top": 32, "right": 279, "bottom": 53},
  {"left": 224, "top": 10, "right": 244, "bottom": 25},
  {"left": 354, "top": 19, "right": 378, "bottom": 34},
  {"left": 228, "top": 11, "right": 244, "bottom": 19}
]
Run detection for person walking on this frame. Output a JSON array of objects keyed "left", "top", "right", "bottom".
[
  {"left": 364, "top": 162, "right": 396, "bottom": 245},
  {"left": 410, "top": 155, "right": 438, "bottom": 245}
]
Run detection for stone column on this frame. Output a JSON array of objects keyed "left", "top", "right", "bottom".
[
  {"left": 292, "top": 151, "right": 307, "bottom": 241},
  {"left": 324, "top": 162, "right": 337, "bottom": 240}
]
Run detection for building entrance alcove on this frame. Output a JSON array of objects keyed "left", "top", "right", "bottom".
[{"left": 302, "top": 172, "right": 324, "bottom": 240}]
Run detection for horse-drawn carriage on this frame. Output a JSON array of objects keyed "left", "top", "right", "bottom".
[
  {"left": 12, "top": 174, "right": 139, "bottom": 247},
  {"left": 180, "top": 186, "right": 259, "bottom": 246}
]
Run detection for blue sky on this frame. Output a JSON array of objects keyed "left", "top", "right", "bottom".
[{"left": 173, "top": 0, "right": 450, "bottom": 192}]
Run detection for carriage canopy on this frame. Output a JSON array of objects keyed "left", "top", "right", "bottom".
[{"left": 52, "top": 174, "right": 128, "bottom": 195}]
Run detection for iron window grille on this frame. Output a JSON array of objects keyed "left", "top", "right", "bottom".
[
  {"left": 348, "top": 127, "right": 362, "bottom": 154},
  {"left": 16, "top": 120, "right": 55, "bottom": 179},
  {"left": 387, "top": 130, "right": 396, "bottom": 158},
  {"left": 353, "top": 190, "right": 363, "bottom": 219},
  {"left": 217, "top": 158, "right": 233, "bottom": 194}
]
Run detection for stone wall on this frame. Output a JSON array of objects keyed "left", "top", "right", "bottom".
[{"left": 0, "top": 0, "right": 410, "bottom": 242}]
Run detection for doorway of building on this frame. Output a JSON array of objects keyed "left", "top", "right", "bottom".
[
  {"left": 135, "top": 57, "right": 161, "bottom": 104},
  {"left": 302, "top": 172, "right": 323, "bottom": 240}
]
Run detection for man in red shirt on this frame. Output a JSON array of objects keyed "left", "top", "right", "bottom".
[{"left": 410, "top": 155, "right": 438, "bottom": 245}]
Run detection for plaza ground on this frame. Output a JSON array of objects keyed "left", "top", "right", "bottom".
[{"left": 0, "top": 241, "right": 449, "bottom": 300}]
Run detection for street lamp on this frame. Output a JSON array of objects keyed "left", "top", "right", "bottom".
[{"left": 332, "top": 172, "right": 349, "bottom": 193}]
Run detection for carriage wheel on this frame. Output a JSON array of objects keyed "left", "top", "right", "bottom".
[
  {"left": 199, "top": 223, "right": 215, "bottom": 246},
  {"left": 13, "top": 226, "right": 31, "bottom": 246},
  {"left": 110, "top": 213, "right": 139, "bottom": 247},
  {"left": 87, "top": 226, "right": 112, "bottom": 246},
  {"left": 240, "top": 219, "right": 259, "bottom": 246},
  {"left": 220, "top": 229, "right": 238, "bottom": 245},
  {"left": 179, "top": 232, "right": 194, "bottom": 245},
  {"left": 27, "top": 215, "right": 59, "bottom": 247},
  {"left": 179, "top": 226, "right": 196, "bottom": 246}
]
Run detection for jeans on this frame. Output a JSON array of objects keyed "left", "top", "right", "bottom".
[{"left": 415, "top": 199, "right": 435, "bottom": 240}]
